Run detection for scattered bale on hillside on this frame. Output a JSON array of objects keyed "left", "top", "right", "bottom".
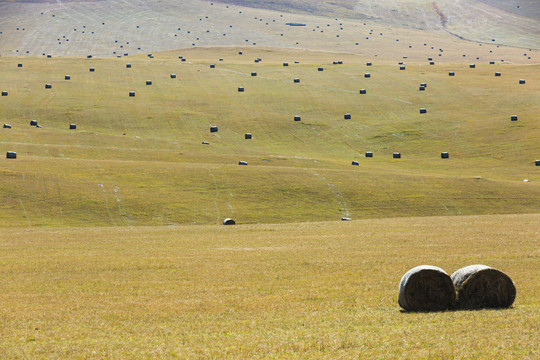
[
  {"left": 283, "top": 62, "right": 289, "bottom": 67},
  {"left": 400, "top": 66, "right": 406, "bottom": 70},
  {"left": 419, "top": 86, "right": 425, "bottom": 91},
  {"left": 210, "top": 126, "right": 218, "bottom": 133},
  {"left": 239, "top": 51, "right": 243, "bottom": 55},
  {"left": 146, "top": 80, "right": 152, "bottom": 85},
  {"left": 359, "top": 89, "right": 367, "bottom": 94},
  {"left": 398, "top": 265, "right": 456, "bottom": 312},
  {"left": 536, "top": 160, "right": 540, "bottom": 166},
  {"left": 251, "top": 72, "right": 257, "bottom": 76},
  {"left": 519, "top": 79, "right": 525, "bottom": 84},
  {"left": 69, "top": 124, "right": 76, "bottom": 130},
  {"left": 341, "top": 217, "right": 352, "bottom": 221},
  {"left": 65, "top": 75, "right": 71, "bottom": 80},
  {"left": 420, "top": 108, "right": 427, "bottom": 114},
  {"left": 47, "top": 54, "right": 52, "bottom": 58},
  {"left": 87, "top": 55, "right": 92, "bottom": 59},
  {"left": 1, "top": 91, "right": 7, "bottom": 96},
  {"left": 344, "top": 114, "right": 351, "bottom": 120},
  {"left": 202, "top": 141, "right": 209, "bottom": 145},
  {"left": 3, "top": 124, "right": 12, "bottom": 129},
  {"left": 181, "top": 58, "right": 186, "bottom": 62},
  {"left": 126, "top": 64, "right": 131, "bottom": 68},
  {"left": 30, "top": 120, "right": 38, "bottom": 126},
  {"left": 294, "top": 78, "right": 300, "bottom": 83},
  {"left": 469, "top": 64, "right": 476, "bottom": 68},
  {"left": 393, "top": 152, "right": 401, "bottom": 159},
  {"left": 364, "top": 73, "right": 371, "bottom": 78},
  {"left": 18, "top": 63, "right": 23, "bottom": 68},
  {"left": 238, "top": 87, "right": 244, "bottom": 92},
  {"left": 89, "top": 68, "right": 95, "bottom": 72},
  {"left": 366, "top": 62, "right": 372, "bottom": 66},
  {"left": 129, "top": 91, "right": 135, "bottom": 97},
  {"left": 441, "top": 152, "right": 449, "bottom": 159},
  {"left": 420, "top": 83, "right": 427, "bottom": 88},
  {"left": 490, "top": 61, "right": 495, "bottom": 65},
  {"left": 365, "top": 152, "right": 373, "bottom": 158},
  {"left": 495, "top": 72, "right": 501, "bottom": 77},
  {"left": 430, "top": 61, "right": 435, "bottom": 65},
  {"left": 351, "top": 161, "right": 359, "bottom": 166},
  {"left": 238, "top": 161, "right": 248, "bottom": 166},
  {"left": 223, "top": 218, "right": 236, "bottom": 225},
  {"left": 210, "top": 64, "right": 215, "bottom": 68},
  {"left": 511, "top": 115, "right": 518, "bottom": 121},
  {"left": 45, "top": 84, "right": 52, "bottom": 89},
  {"left": 170, "top": 74, "right": 176, "bottom": 78},
  {"left": 451, "top": 265, "right": 516, "bottom": 309},
  {"left": 245, "top": 133, "right": 252, "bottom": 139},
  {"left": 449, "top": 71, "right": 455, "bottom": 76},
  {"left": 6, "top": 151, "right": 17, "bottom": 159},
  {"left": 294, "top": 115, "right": 301, "bottom": 121}
]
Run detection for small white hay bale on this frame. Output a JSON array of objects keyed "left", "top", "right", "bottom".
[
  {"left": 223, "top": 218, "right": 236, "bottom": 225},
  {"left": 451, "top": 265, "right": 516, "bottom": 309},
  {"left": 398, "top": 265, "right": 456, "bottom": 311}
]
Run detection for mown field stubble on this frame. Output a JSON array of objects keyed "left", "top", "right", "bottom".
[{"left": 0, "top": 214, "right": 538, "bottom": 359}]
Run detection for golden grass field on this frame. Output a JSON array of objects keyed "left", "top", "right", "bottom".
[{"left": 0, "top": 214, "right": 538, "bottom": 359}]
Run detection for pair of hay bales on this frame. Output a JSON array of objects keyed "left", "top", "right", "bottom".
[{"left": 399, "top": 265, "right": 516, "bottom": 311}]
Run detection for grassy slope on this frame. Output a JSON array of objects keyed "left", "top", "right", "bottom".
[
  {"left": 0, "top": 214, "right": 538, "bottom": 358},
  {"left": 0, "top": 48, "right": 539, "bottom": 226}
]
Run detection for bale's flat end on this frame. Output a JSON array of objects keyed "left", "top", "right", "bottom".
[{"left": 399, "top": 265, "right": 455, "bottom": 312}]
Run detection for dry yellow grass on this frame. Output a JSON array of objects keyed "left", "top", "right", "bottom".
[{"left": 0, "top": 213, "right": 538, "bottom": 358}]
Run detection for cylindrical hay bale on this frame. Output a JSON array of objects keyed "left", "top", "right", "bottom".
[
  {"left": 170, "top": 74, "right": 176, "bottom": 78},
  {"left": 126, "top": 64, "right": 131, "bottom": 68},
  {"left": 333, "top": 61, "right": 338, "bottom": 65},
  {"left": 400, "top": 66, "right": 406, "bottom": 70},
  {"left": 519, "top": 79, "right": 525, "bottom": 84},
  {"left": 429, "top": 61, "right": 435, "bottom": 65},
  {"left": 365, "top": 152, "right": 373, "bottom": 158},
  {"left": 202, "top": 141, "right": 209, "bottom": 145},
  {"left": 420, "top": 108, "right": 427, "bottom": 114},
  {"left": 239, "top": 51, "right": 243, "bottom": 55},
  {"left": 245, "top": 133, "right": 252, "bottom": 139},
  {"left": 18, "top": 63, "right": 23, "bottom": 68},
  {"left": 364, "top": 73, "right": 371, "bottom": 78},
  {"left": 293, "top": 78, "right": 300, "bottom": 83},
  {"left": 251, "top": 72, "right": 257, "bottom": 76},
  {"left": 70, "top": 124, "right": 76, "bottom": 130},
  {"left": 366, "top": 62, "right": 372, "bottom": 66},
  {"left": 318, "top": 67, "right": 323, "bottom": 71},
  {"left": 469, "top": 64, "right": 475, "bottom": 68},
  {"left": 511, "top": 115, "right": 518, "bottom": 121},
  {"left": 45, "top": 84, "right": 52, "bottom": 89},
  {"left": 338, "top": 61, "right": 343, "bottom": 65},
  {"left": 393, "top": 152, "right": 401, "bottom": 159},
  {"left": 420, "top": 83, "right": 427, "bottom": 88},
  {"left": 238, "top": 87, "right": 244, "bottom": 92},
  {"left": 294, "top": 115, "right": 301, "bottom": 121},
  {"left": 181, "top": 58, "right": 186, "bottom": 62},
  {"left": 3, "top": 124, "right": 12, "bottom": 128},
  {"left": 210, "top": 64, "right": 215, "bottom": 68},
  {"left": 441, "top": 152, "right": 449, "bottom": 159},
  {"left": 398, "top": 265, "right": 456, "bottom": 311},
  {"left": 89, "top": 67, "right": 95, "bottom": 72},
  {"left": 490, "top": 61, "right": 495, "bottom": 64},
  {"left": 223, "top": 218, "right": 236, "bottom": 225},
  {"left": 451, "top": 265, "right": 516, "bottom": 309},
  {"left": 30, "top": 120, "right": 38, "bottom": 126},
  {"left": 210, "top": 126, "right": 218, "bottom": 133},
  {"left": 419, "top": 86, "right": 425, "bottom": 91},
  {"left": 146, "top": 80, "right": 152, "bottom": 85},
  {"left": 238, "top": 161, "right": 248, "bottom": 166},
  {"left": 351, "top": 161, "right": 359, "bottom": 166},
  {"left": 495, "top": 72, "right": 501, "bottom": 77},
  {"left": 341, "top": 217, "right": 352, "bottom": 221},
  {"left": 344, "top": 114, "right": 351, "bottom": 120},
  {"left": 449, "top": 71, "right": 455, "bottom": 76},
  {"left": 129, "top": 91, "right": 135, "bottom": 97},
  {"left": 87, "top": 55, "right": 92, "bottom": 59},
  {"left": 535, "top": 160, "right": 540, "bottom": 166},
  {"left": 283, "top": 62, "right": 289, "bottom": 66},
  {"left": 6, "top": 151, "right": 17, "bottom": 159},
  {"left": 359, "top": 89, "right": 367, "bottom": 94},
  {"left": 65, "top": 75, "right": 71, "bottom": 80},
  {"left": 1, "top": 91, "right": 7, "bottom": 96}
]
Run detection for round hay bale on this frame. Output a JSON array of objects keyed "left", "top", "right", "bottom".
[
  {"left": 210, "top": 64, "right": 215, "bottom": 68},
  {"left": 400, "top": 66, "right": 406, "bottom": 70},
  {"left": 146, "top": 80, "right": 152, "bottom": 85},
  {"left": 519, "top": 79, "right": 525, "bottom": 84},
  {"left": 398, "top": 265, "right": 456, "bottom": 312},
  {"left": 30, "top": 120, "right": 38, "bottom": 126},
  {"left": 359, "top": 89, "right": 367, "bottom": 94},
  {"left": 535, "top": 160, "right": 540, "bottom": 166},
  {"left": 449, "top": 71, "right": 455, "bottom": 76},
  {"left": 69, "top": 124, "right": 76, "bottom": 130},
  {"left": 420, "top": 108, "right": 427, "bottom": 114},
  {"left": 223, "top": 218, "right": 236, "bottom": 225},
  {"left": 238, "top": 87, "right": 244, "bottom": 92},
  {"left": 3, "top": 124, "right": 12, "bottom": 129},
  {"left": 6, "top": 151, "right": 17, "bottom": 159},
  {"left": 366, "top": 62, "right": 372, "bottom": 66},
  {"left": 245, "top": 133, "right": 252, "bottom": 139},
  {"left": 495, "top": 72, "right": 501, "bottom": 77},
  {"left": 344, "top": 114, "right": 351, "bottom": 120},
  {"left": 393, "top": 152, "right": 401, "bottom": 159},
  {"left": 18, "top": 63, "right": 23, "bottom": 68},
  {"left": 341, "top": 217, "right": 352, "bottom": 221},
  {"left": 419, "top": 86, "right": 425, "bottom": 91},
  {"left": 170, "top": 74, "right": 176, "bottom": 78},
  {"left": 511, "top": 115, "right": 518, "bottom": 121},
  {"left": 351, "top": 160, "right": 359, "bottom": 166},
  {"left": 126, "top": 64, "right": 131, "bottom": 68},
  {"left": 365, "top": 152, "right": 373, "bottom": 158},
  {"left": 469, "top": 64, "right": 476, "bottom": 68},
  {"left": 251, "top": 72, "right": 257, "bottom": 76},
  {"left": 129, "top": 91, "right": 135, "bottom": 97},
  {"left": 89, "top": 67, "right": 95, "bottom": 72},
  {"left": 364, "top": 73, "right": 371, "bottom": 78},
  {"left": 1, "top": 91, "right": 7, "bottom": 96},
  {"left": 441, "top": 152, "right": 449, "bottom": 159},
  {"left": 451, "top": 265, "right": 516, "bottom": 309},
  {"left": 238, "top": 161, "right": 248, "bottom": 166},
  {"left": 45, "top": 84, "right": 52, "bottom": 89},
  {"left": 293, "top": 78, "right": 300, "bottom": 83},
  {"left": 210, "top": 126, "right": 218, "bottom": 133},
  {"left": 65, "top": 75, "right": 71, "bottom": 80},
  {"left": 294, "top": 115, "right": 301, "bottom": 121},
  {"left": 318, "top": 67, "right": 323, "bottom": 71},
  {"left": 283, "top": 62, "right": 289, "bottom": 67}
]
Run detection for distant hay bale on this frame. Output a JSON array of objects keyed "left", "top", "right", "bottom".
[
  {"left": 89, "top": 68, "right": 95, "bottom": 72},
  {"left": 170, "top": 74, "right": 176, "bottom": 78},
  {"left": 202, "top": 141, "right": 209, "bottom": 145},
  {"left": 30, "top": 120, "right": 38, "bottom": 126},
  {"left": 359, "top": 89, "right": 367, "bottom": 94},
  {"left": 511, "top": 115, "right": 518, "bottom": 121},
  {"left": 238, "top": 87, "right": 244, "bottom": 92},
  {"left": 366, "top": 62, "right": 372, "bottom": 66},
  {"left": 451, "top": 265, "right": 516, "bottom": 309},
  {"left": 318, "top": 67, "right": 323, "bottom": 71},
  {"left": 344, "top": 114, "right": 351, "bottom": 120},
  {"left": 294, "top": 115, "right": 301, "bottom": 121},
  {"left": 18, "top": 63, "right": 23, "bottom": 68},
  {"left": 420, "top": 83, "right": 427, "bottom": 88},
  {"left": 449, "top": 71, "right": 455, "bottom": 76},
  {"left": 364, "top": 73, "right": 371, "bottom": 78},
  {"left": 45, "top": 84, "right": 52, "bottom": 89},
  {"left": 294, "top": 78, "right": 300, "bottom": 83},
  {"left": 210, "top": 126, "right": 218, "bottom": 133},
  {"left": 341, "top": 217, "right": 352, "bottom": 221},
  {"left": 1, "top": 91, "right": 7, "bottom": 96},
  {"left": 69, "top": 124, "right": 76, "bottom": 130},
  {"left": 351, "top": 161, "right": 359, "bottom": 166},
  {"left": 251, "top": 72, "right": 257, "bottom": 76},
  {"left": 365, "top": 152, "right": 373, "bottom": 158},
  {"left": 146, "top": 80, "right": 152, "bottom": 85},
  {"left": 87, "top": 55, "right": 92, "bottom": 59},
  {"left": 129, "top": 91, "right": 135, "bottom": 97},
  {"left": 420, "top": 108, "right": 427, "bottom": 114},
  {"left": 181, "top": 58, "right": 186, "bottom": 62},
  {"left": 398, "top": 265, "right": 456, "bottom": 312},
  {"left": 283, "top": 62, "right": 289, "bottom": 66},
  {"left": 210, "top": 64, "right": 215, "bottom": 68},
  {"left": 400, "top": 66, "right": 406, "bottom": 70},
  {"left": 419, "top": 86, "right": 425, "bottom": 91},
  {"left": 393, "top": 152, "right": 401, "bottom": 159},
  {"left": 65, "top": 75, "right": 71, "bottom": 80},
  {"left": 3, "top": 124, "right": 12, "bottom": 129},
  {"left": 239, "top": 51, "right": 243, "bottom": 55},
  {"left": 519, "top": 79, "right": 525, "bottom": 84},
  {"left": 126, "top": 64, "right": 131, "bottom": 68},
  {"left": 238, "top": 161, "right": 248, "bottom": 166},
  {"left": 469, "top": 64, "right": 475, "bottom": 68},
  {"left": 6, "top": 151, "right": 17, "bottom": 159},
  {"left": 223, "top": 218, "right": 236, "bottom": 225},
  {"left": 536, "top": 160, "right": 540, "bottom": 166},
  {"left": 495, "top": 72, "right": 501, "bottom": 77},
  {"left": 429, "top": 61, "right": 435, "bottom": 65},
  {"left": 490, "top": 61, "right": 495, "bottom": 65},
  {"left": 245, "top": 133, "right": 252, "bottom": 139},
  {"left": 441, "top": 152, "right": 449, "bottom": 159}
]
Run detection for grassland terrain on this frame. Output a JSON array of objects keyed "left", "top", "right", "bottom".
[{"left": 0, "top": 0, "right": 539, "bottom": 358}]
